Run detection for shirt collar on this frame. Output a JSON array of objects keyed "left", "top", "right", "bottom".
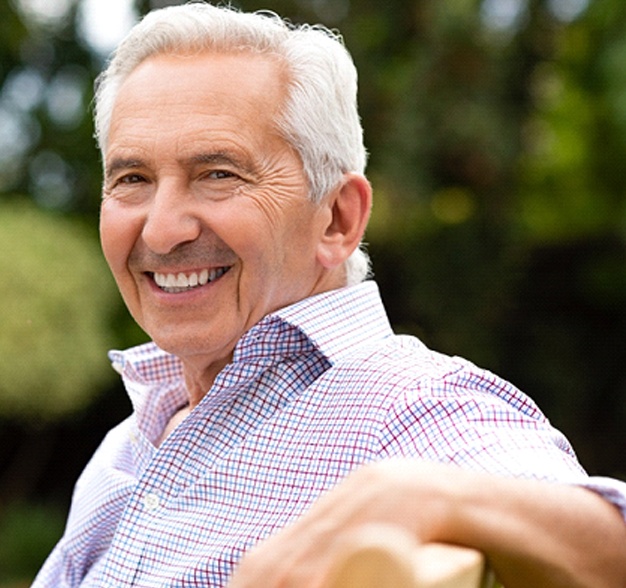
[
  {"left": 109, "top": 281, "right": 392, "bottom": 383},
  {"left": 272, "top": 281, "right": 393, "bottom": 364}
]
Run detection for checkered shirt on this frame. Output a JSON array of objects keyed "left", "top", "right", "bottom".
[{"left": 33, "top": 281, "right": 626, "bottom": 587}]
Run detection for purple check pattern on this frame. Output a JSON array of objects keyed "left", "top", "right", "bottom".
[{"left": 33, "top": 282, "right": 626, "bottom": 587}]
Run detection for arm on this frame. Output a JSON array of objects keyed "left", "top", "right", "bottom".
[{"left": 228, "top": 460, "right": 626, "bottom": 588}]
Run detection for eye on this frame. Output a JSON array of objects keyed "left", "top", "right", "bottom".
[
  {"left": 205, "top": 169, "right": 237, "bottom": 180},
  {"left": 103, "top": 172, "right": 149, "bottom": 200},
  {"left": 117, "top": 173, "right": 147, "bottom": 185}
]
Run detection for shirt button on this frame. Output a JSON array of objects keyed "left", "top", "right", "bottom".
[{"left": 143, "top": 493, "right": 160, "bottom": 511}]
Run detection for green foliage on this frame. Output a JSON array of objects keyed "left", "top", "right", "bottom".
[
  {"left": 0, "top": 0, "right": 624, "bottom": 478},
  {"left": 0, "top": 0, "right": 625, "bottom": 579},
  {"left": 0, "top": 199, "right": 118, "bottom": 421},
  {"left": 0, "top": 502, "right": 66, "bottom": 585},
  {"left": 0, "top": 0, "right": 102, "bottom": 215}
]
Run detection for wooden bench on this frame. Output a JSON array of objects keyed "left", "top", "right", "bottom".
[{"left": 321, "top": 525, "right": 501, "bottom": 588}]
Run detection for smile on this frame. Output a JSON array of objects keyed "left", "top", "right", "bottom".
[{"left": 152, "top": 267, "right": 231, "bottom": 293}]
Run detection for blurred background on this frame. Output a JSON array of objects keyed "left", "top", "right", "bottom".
[{"left": 1, "top": 0, "right": 626, "bottom": 584}]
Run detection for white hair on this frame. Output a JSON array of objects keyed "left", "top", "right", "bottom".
[{"left": 94, "top": 2, "right": 371, "bottom": 285}]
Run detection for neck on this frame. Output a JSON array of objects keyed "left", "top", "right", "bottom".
[{"left": 182, "top": 356, "right": 231, "bottom": 408}]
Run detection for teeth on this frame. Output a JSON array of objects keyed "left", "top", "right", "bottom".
[
  {"left": 176, "top": 273, "right": 187, "bottom": 288},
  {"left": 153, "top": 267, "right": 229, "bottom": 292}
]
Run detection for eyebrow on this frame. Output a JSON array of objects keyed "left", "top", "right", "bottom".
[
  {"left": 104, "top": 151, "right": 257, "bottom": 182},
  {"left": 186, "top": 151, "right": 256, "bottom": 176},
  {"left": 104, "top": 157, "right": 145, "bottom": 182}
]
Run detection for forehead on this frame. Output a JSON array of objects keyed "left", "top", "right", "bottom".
[
  {"left": 107, "top": 51, "right": 287, "bottom": 153},
  {"left": 122, "top": 49, "right": 284, "bottom": 96}
]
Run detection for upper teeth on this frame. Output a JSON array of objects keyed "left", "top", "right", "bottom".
[{"left": 153, "top": 267, "right": 228, "bottom": 290}]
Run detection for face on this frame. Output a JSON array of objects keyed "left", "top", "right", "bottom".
[{"left": 100, "top": 52, "right": 341, "bottom": 377}]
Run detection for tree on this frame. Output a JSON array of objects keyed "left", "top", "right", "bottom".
[
  {"left": 0, "top": 199, "right": 118, "bottom": 421},
  {"left": 2, "top": 1, "right": 626, "bottom": 577},
  {"left": 2, "top": 0, "right": 626, "bottom": 582}
]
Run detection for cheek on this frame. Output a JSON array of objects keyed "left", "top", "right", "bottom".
[{"left": 99, "top": 203, "right": 139, "bottom": 276}]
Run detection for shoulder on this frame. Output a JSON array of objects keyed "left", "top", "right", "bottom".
[
  {"left": 335, "top": 335, "right": 582, "bottom": 478},
  {"left": 317, "top": 332, "right": 548, "bottom": 429}
]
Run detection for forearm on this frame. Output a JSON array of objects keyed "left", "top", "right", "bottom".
[
  {"left": 228, "top": 460, "right": 626, "bottom": 588},
  {"left": 436, "top": 471, "right": 626, "bottom": 588}
]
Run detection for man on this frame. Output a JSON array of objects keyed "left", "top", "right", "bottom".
[{"left": 34, "top": 3, "right": 626, "bottom": 587}]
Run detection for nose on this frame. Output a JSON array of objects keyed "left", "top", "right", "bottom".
[{"left": 141, "top": 182, "right": 202, "bottom": 255}]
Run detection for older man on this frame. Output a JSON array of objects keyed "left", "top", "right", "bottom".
[{"left": 34, "top": 3, "right": 626, "bottom": 587}]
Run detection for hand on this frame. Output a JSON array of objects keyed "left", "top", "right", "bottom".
[
  {"left": 227, "top": 459, "right": 465, "bottom": 587},
  {"left": 228, "top": 458, "right": 626, "bottom": 587}
]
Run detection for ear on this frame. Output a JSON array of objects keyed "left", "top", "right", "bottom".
[{"left": 316, "top": 173, "right": 372, "bottom": 269}]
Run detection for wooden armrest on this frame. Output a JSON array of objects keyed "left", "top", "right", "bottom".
[{"left": 321, "top": 525, "right": 500, "bottom": 588}]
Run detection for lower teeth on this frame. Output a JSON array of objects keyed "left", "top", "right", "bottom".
[{"left": 161, "top": 285, "right": 199, "bottom": 294}]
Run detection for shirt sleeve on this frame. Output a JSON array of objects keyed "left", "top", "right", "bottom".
[
  {"left": 377, "top": 358, "right": 626, "bottom": 525},
  {"left": 579, "top": 476, "right": 626, "bottom": 521},
  {"left": 379, "top": 361, "right": 591, "bottom": 482}
]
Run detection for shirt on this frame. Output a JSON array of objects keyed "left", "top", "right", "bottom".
[{"left": 33, "top": 281, "right": 626, "bottom": 587}]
